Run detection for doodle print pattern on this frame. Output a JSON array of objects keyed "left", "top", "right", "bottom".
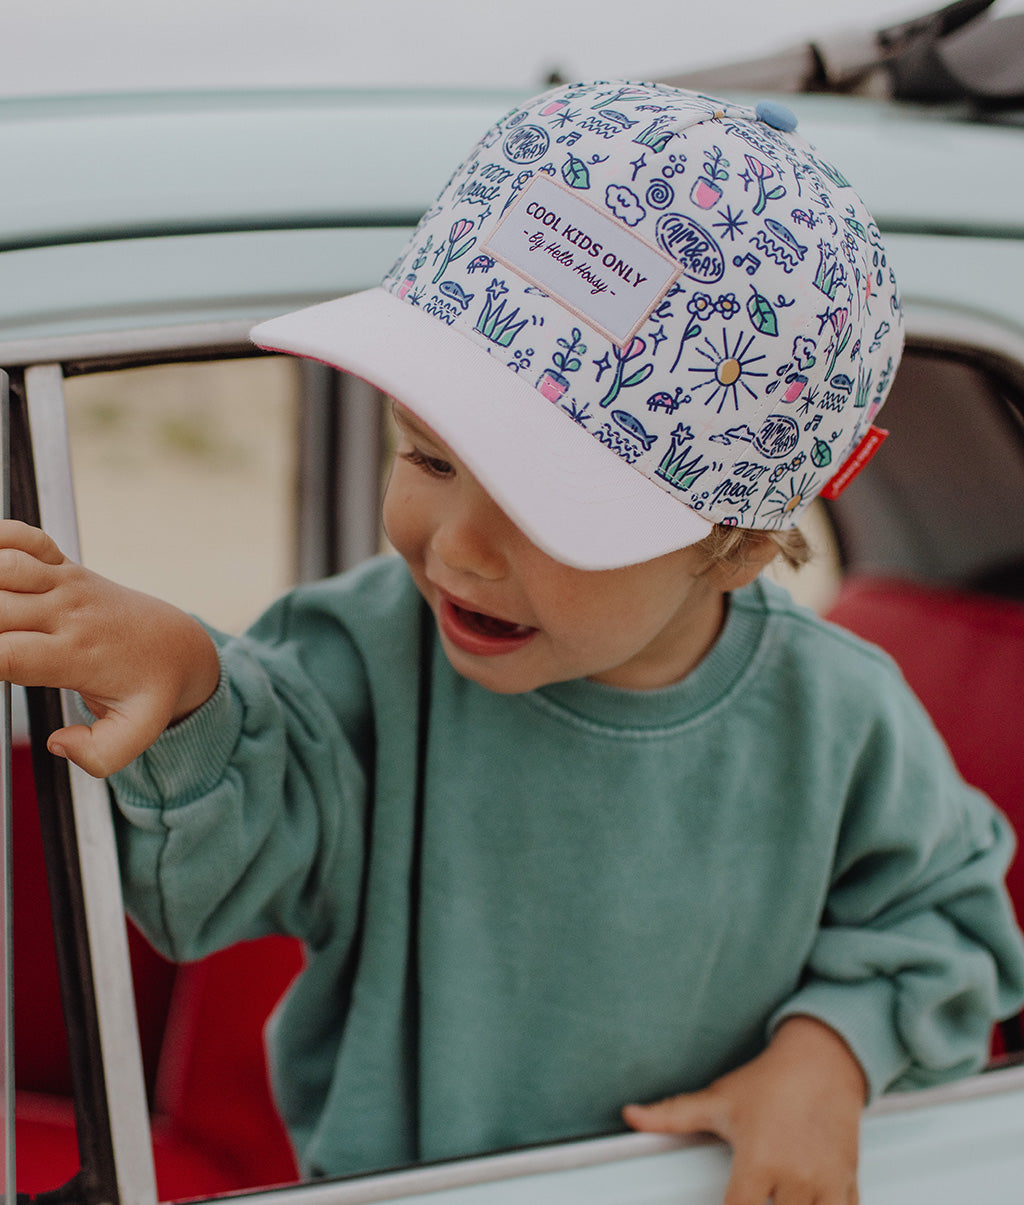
[{"left": 380, "top": 80, "right": 904, "bottom": 532}]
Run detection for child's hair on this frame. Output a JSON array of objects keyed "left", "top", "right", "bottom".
[{"left": 696, "top": 524, "right": 812, "bottom": 573}]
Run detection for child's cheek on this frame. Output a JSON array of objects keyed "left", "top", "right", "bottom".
[{"left": 381, "top": 470, "right": 419, "bottom": 564}]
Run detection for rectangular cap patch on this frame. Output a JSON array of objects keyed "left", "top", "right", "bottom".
[{"left": 484, "top": 174, "right": 679, "bottom": 346}]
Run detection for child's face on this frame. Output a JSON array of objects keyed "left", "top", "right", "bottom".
[{"left": 383, "top": 405, "right": 732, "bottom": 694}]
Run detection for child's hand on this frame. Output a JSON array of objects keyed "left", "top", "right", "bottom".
[
  {"left": 0, "top": 520, "right": 220, "bottom": 778},
  {"left": 623, "top": 1015, "right": 867, "bottom": 1205}
]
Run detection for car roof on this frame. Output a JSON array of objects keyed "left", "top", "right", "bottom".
[
  {"left": 1, "top": 88, "right": 1021, "bottom": 246},
  {"left": 1, "top": 87, "right": 1023, "bottom": 357}
]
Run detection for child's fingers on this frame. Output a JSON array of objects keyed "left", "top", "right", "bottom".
[
  {"left": 624, "top": 1093, "right": 858, "bottom": 1205},
  {"left": 0, "top": 629, "right": 67, "bottom": 687},
  {"left": 49, "top": 727, "right": 121, "bottom": 778},
  {"left": 720, "top": 1161, "right": 776, "bottom": 1205},
  {"left": 724, "top": 1159, "right": 857, "bottom": 1205},
  {"left": 623, "top": 1090, "right": 730, "bottom": 1140},
  {"left": 0, "top": 547, "right": 66, "bottom": 596},
  {"left": 48, "top": 718, "right": 116, "bottom": 776},
  {"left": 0, "top": 520, "right": 65, "bottom": 565},
  {"left": 48, "top": 710, "right": 166, "bottom": 779},
  {"left": 625, "top": 1096, "right": 775, "bottom": 1205}
]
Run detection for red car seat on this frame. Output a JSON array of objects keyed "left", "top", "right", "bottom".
[
  {"left": 13, "top": 737, "right": 303, "bottom": 1199},
  {"left": 828, "top": 574, "right": 1024, "bottom": 1051}
]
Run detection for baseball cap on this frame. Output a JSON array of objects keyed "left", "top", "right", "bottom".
[{"left": 252, "top": 80, "right": 904, "bottom": 570}]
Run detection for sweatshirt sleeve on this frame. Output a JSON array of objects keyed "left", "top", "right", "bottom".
[
  {"left": 770, "top": 675, "right": 1024, "bottom": 1100},
  {"left": 108, "top": 587, "right": 382, "bottom": 963}
]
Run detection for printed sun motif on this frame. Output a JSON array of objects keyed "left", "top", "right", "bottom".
[
  {"left": 758, "top": 468, "right": 818, "bottom": 525},
  {"left": 689, "top": 329, "right": 768, "bottom": 413}
]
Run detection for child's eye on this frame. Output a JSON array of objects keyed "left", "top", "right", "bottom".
[{"left": 400, "top": 446, "right": 454, "bottom": 479}]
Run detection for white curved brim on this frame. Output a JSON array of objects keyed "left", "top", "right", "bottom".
[{"left": 251, "top": 288, "right": 713, "bottom": 570}]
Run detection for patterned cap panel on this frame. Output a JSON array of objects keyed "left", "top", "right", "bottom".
[{"left": 381, "top": 80, "right": 903, "bottom": 530}]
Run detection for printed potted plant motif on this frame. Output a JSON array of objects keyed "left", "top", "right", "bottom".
[
  {"left": 537, "top": 328, "right": 587, "bottom": 402},
  {"left": 690, "top": 146, "right": 730, "bottom": 210}
]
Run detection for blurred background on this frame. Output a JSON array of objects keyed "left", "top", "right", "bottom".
[
  {"left": 7, "top": 0, "right": 1023, "bottom": 630},
  {"left": 3, "top": 0, "right": 1023, "bottom": 95}
]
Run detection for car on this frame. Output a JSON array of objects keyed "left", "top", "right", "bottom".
[{"left": 2, "top": 7, "right": 1023, "bottom": 1203}]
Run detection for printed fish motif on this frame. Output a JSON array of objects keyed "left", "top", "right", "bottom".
[
  {"left": 611, "top": 409, "right": 657, "bottom": 450},
  {"left": 763, "top": 218, "right": 807, "bottom": 259},
  {"left": 438, "top": 281, "right": 475, "bottom": 311},
  {"left": 601, "top": 109, "right": 639, "bottom": 131}
]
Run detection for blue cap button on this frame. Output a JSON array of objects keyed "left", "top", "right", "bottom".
[{"left": 755, "top": 99, "right": 798, "bottom": 132}]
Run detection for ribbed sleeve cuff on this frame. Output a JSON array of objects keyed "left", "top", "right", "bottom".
[{"left": 105, "top": 658, "right": 243, "bottom": 807}]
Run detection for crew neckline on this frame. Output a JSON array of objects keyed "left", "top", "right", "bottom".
[{"left": 531, "top": 579, "right": 772, "bottom": 731}]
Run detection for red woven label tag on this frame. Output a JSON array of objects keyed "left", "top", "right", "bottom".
[{"left": 819, "top": 426, "right": 889, "bottom": 500}]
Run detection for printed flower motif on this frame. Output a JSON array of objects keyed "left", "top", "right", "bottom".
[
  {"left": 431, "top": 218, "right": 477, "bottom": 284},
  {"left": 714, "top": 292, "right": 741, "bottom": 319},
  {"left": 741, "top": 154, "right": 787, "bottom": 215},
  {"left": 597, "top": 337, "right": 654, "bottom": 409},
  {"left": 687, "top": 292, "right": 714, "bottom": 319}
]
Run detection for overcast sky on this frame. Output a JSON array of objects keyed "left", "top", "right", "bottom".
[{"left": 2, "top": 0, "right": 1021, "bottom": 95}]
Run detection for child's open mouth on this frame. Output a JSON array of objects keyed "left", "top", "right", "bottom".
[{"left": 438, "top": 595, "right": 538, "bottom": 657}]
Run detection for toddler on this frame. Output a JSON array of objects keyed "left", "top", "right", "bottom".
[{"left": 5, "top": 81, "right": 1023, "bottom": 1205}]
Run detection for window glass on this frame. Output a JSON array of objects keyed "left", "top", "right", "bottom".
[
  {"left": 62, "top": 357, "right": 301, "bottom": 633},
  {"left": 28, "top": 356, "right": 305, "bottom": 1201},
  {"left": 827, "top": 344, "right": 1024, "bottom": 589}
]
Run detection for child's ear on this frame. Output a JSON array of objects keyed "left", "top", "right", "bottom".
[{"left": 701, "top": 535, "right": 779, "bottom": 591}]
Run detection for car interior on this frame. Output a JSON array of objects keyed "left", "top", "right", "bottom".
[{"left": 7, "top": 329, "right": 1024, "bottom": 1201}]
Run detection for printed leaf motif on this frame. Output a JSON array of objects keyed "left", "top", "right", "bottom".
[
  {"left": 552, "top": 327, "right": 587, "bottom": 373},
  {"left": 811, "top": 438, "right": 833, "bottom": 468},
  {"left": 623, "top": 363, "right": 655, "bottom": 390},
  {"left": 562, "top": 154, "right": 591, "bottom": 189},
  {"left": 747, "top": 288, "right": 778, "bottom": 337}
]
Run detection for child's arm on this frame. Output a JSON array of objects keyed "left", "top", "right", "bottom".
[
  {"left": 0, "top": 519, "right": 220, "bottom": 776},
  {"left": 624, "top": 1015, "right": 866, "bottom": 1205}
]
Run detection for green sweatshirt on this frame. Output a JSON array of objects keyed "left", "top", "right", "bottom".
[{"left": 109, "top": 556, "right": 1024, "bottom": 1178}]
